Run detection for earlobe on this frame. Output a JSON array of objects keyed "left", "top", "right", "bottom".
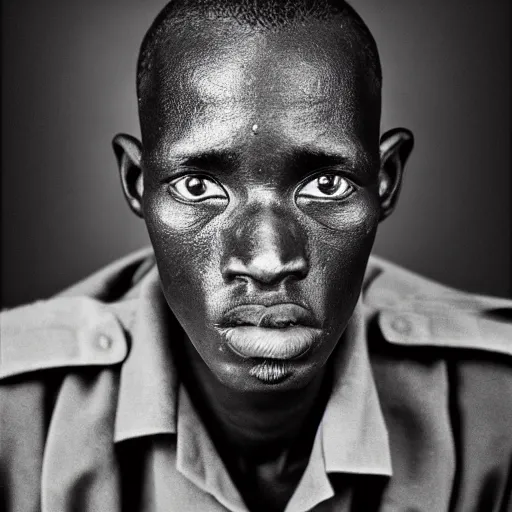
[
  {"left": 378, "top": 128, "right": 414, "bottom": 221},
  {"left": 112, "top": 134, "right": 144, "bottom": 218}
]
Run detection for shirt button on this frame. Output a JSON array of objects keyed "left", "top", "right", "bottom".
[
  {"left": 391, "top": 316, "right": 411, "bottom": 335},
  {"left": 97, "top": 334, "right": 113, "bottom": 351}
]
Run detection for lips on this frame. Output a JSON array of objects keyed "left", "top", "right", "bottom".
[
  {"left": 220, "top": 303, "right": 316, "bottom": 328},
  {"left": 218, "top": 303, "right": 321, "bottom": 360}
]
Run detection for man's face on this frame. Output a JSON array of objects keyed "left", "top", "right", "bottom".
[{"left": 138, "top": 20, "right": 383, "bottom": 392}]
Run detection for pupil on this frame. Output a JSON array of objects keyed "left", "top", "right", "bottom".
[
  {"left": 317, "top": 175, "right": 339, "bottom": 194},
  {"left": 186, "top": 177, "right": 206, "bottom": 196}
]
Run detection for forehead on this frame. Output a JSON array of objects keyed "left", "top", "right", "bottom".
[{"left": 140, "top": 19, "right": 380, "bottom": 160}]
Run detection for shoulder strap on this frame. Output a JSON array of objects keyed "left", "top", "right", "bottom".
[
  {"left": 0, "top": 297, "right": 129, "bottom": 380},
  {"left": 365, "top": 257, "right": 512, "bottom": 358},
  {"left": 377, "top": 301, "right": 512, "bottom": 357}
]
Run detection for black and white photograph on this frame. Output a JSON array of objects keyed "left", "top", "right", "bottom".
[{"left": 1, "top": 1, "right": 511, "bottom": 511}]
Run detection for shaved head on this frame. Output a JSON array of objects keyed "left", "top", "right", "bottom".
[{"left": 136, "top": 0, "right": 382, "bottom": 111}]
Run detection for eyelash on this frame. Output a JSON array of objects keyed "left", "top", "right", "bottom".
[
  {"left": 164, "top": 169, "right": 356, "bottom": 201},
  {"left": 298, "top": 166, "right": 359, "bottom": 185}
]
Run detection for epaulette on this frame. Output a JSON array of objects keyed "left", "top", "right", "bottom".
[
  {"left": 0, "top": 297, "right": 129, "bottom": 380},
  {"left": 365, "top": 256, "right": 512, "bottom": 358}
]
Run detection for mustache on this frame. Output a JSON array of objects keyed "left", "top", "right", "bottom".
[{"left": 218, "top": 303, "right": 317, "bottom": 328}]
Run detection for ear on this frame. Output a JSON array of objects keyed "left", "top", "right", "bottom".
[
  {"left": 378, "top": 128, "right": 414, "bottom": 221},
  {"left": 112, "top": 133, "right": 144, "bottom": 218}
]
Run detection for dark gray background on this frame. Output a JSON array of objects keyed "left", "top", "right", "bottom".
[{"left": 2, "top": 0, "right": 511, "bottom": 307}]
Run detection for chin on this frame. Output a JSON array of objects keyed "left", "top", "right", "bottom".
[{"left": 217, "top": 358, "right": 319, "bottom": 393}]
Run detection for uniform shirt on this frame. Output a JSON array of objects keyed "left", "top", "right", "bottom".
[{"left": 1, "top": 248, "right": 512, "bottom": 512}]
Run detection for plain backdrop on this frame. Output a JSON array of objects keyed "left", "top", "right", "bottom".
[{"left": 1, "top": 0, "right": 511, "bottom": 307}]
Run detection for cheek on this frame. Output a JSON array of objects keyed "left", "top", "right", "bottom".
[
  {"left": 144, "top": 188, "right": 222, "bottom": 236},
  {"left": 305, "top": 197, "right": 380, "bottom": 273},
  {"left": 300, "top": 192, "right": 380, "bottom": 234},
  {"left": 143, "top": 191, "right": 224, "bottom": 290},
  {"left": 304, "top": 197, "right": 380, "bottom": 305}
]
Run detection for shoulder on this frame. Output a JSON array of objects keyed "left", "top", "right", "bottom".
[
  {"left": 364, "top": 258, "right": 512, "bottom": 508},
  {"left": 365, "top": 255, "right": 512, "bottom": 443},
  {"left": 0, "top": 247, "right": 155, "bottom": 381},
  {"left": 365, "top": 255, "right": 512, "bottom": 445},
  {"left": 364, "top": 255, "right": 512, "bottom": 360},
  {"left": 0, "top": 297, "right": 129, "bottom": 381},
  {"left": 0, "top": 251, "right": 154, "bottom": 485},
  {"left": 0, "top": 248, "right": 155, "bottom": 510}
]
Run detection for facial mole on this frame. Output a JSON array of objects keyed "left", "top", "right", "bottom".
[{"left": 251, "top": 123, "right": 259, "bottom": 135}]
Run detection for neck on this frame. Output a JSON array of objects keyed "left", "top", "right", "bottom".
[{"left": 176, "top": 337, "right": 331, "bottom": 463}]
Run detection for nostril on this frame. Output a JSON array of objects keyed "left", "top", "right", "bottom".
[
  {"left": 222, "top": 254, "right": 309, "bottom": 285},
  {"left": 221, "top": 258, "right": 249, "bottom": 283},
  {"left": 250, "top": 254, "right": 308, "bottom": 282}
]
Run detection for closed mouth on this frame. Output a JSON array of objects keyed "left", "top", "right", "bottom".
[
  {"left": 222, "top": 325, "right": 320, "bottom": 359},
  {"left": 217, "top": 303, "right": 320, "bottom": 360},
  {"left": 218, "top": 303, "right": 317, "bottom": 329}
]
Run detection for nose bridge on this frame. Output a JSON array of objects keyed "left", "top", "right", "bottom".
[{"left": 221, "top": 199, "right": 309, "bottom": 285}]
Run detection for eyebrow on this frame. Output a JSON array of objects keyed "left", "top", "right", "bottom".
[
  {"left": 286, "top": 148, "right": 352, "bottom": 173},
  {"left": 176, "top": 150, "right": 240, "bottom": 171},
  {"left": 151, "top": 144, "right": 371, "bottom": 178}
]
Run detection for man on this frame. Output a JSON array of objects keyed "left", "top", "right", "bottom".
[{"left": 1, "top": 1, "right": 511, "bottom": 511}]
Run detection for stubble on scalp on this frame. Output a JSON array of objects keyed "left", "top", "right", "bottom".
[{"left": 136, "top": 0, "right": 382, "bottom": 115}]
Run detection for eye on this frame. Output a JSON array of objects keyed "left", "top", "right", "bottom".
[
  {"left": 297, "top": 173, "right": 353, "bottom": 200},
  {"left": 168, "top": 175, "right": 228, "bottom": 202}
]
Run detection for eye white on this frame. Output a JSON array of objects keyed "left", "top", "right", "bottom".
[
  {"left": 297, "top": 174, "right": 353, "bottom": 199},
  {"left": 169, "top": 175, "right": 227, "bottom": 202}
]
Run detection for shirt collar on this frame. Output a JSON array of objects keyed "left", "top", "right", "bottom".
[
  {"left": 114, "top": 266, "right": 178, "bottom": 441},
  {"left": 321, "top": 301, "right": 392, "bottom": 476},
  {"left": 113, "top": 265, "right": 392, "bottom": 478}
]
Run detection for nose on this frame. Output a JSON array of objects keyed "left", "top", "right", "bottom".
[{"left": 221, "top": 205, "right": 309, "bottom": 287}]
